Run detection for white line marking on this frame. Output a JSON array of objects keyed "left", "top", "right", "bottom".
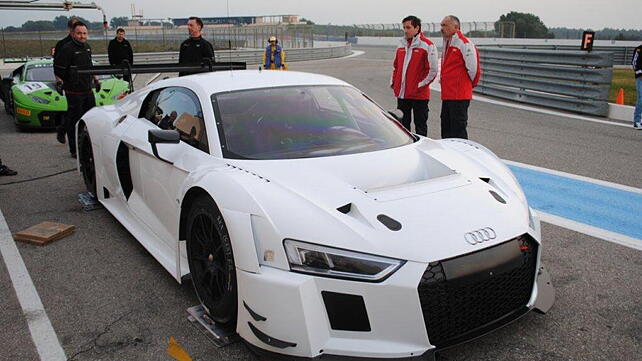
[
  {"left": 538, "top": 211, "right": 642, "bottom": 251},
  {"left": 504, "top": 159, "right": 642, "bottom": 194},
  {"left": 0, "top": 209, "right": 67, "bottom": 361},
  {"left": 343, "top": 50, "right": 365, "bottom": 59},
  {"left": 472, "top": 94, "right": 630, "bottom": 128},
  {"left": 145, "top": 73, "right": 162, "bottom": 86},
  {"left": 431, "top": 81, "right": 628, "bottom": 128}
]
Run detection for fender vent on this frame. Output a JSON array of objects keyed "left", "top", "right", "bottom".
[{"left": 116, "top": 142, "right": 133, "bottom": 200}]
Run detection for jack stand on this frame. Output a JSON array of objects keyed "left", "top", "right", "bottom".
[
  {"left": 77, "top": 192, "right": 102, "bottom": 212},
  {"left": 187, "top": 305, "right": 240, "bottom": 347}
]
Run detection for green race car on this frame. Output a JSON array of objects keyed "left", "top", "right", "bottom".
[{"left": 0, "top": 58, "right": 129, "bottom": 129}]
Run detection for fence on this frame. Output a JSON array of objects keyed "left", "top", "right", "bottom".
[
  {"left": 88, "top": 44, "right": 352, "bottom": 66},
  {"left": 350, "top": 22, "right": 508, "bottom": 38},
  {"left": 475, "top": 48, "right": 614, "bottom": 116},
  {"left": 477, "top": 43, "right": 635, "bottom": 66},
  {"left": 0, "top": 24, "right": 315, "bottom": 58}
]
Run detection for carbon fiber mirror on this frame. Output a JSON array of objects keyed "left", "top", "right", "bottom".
[{"left": 148, "top": 129, "right": 180, "bottom": 164}]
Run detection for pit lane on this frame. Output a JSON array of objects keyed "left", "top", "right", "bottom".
[{"left": 0, "top": 47, "right": 639, "bottom": 361}]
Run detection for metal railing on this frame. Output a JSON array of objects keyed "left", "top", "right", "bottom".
[
  {"left": 0, "top": 24, "right": 315, "bottom": 58},
  {"left": 475, "top": 48, "right": 614, "bottom": 116},
  {"left": 479, "top": 44, "right": 636, "bottom": 66},
  {"left": 91, "top": 44, "right": 352, "bottom": 66}
]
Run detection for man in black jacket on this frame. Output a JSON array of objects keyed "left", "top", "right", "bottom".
[
  {"left": 108, "top": 28, "right": 134, "bottom": 81},
  {"left": 178, "top": 17, "right": 215, "bottom": 77},
  {"left": 54, "top": 22, "right": 101, "bottom": 158},
  {"left": 633, "top": 44, "right": 642, "bottom": 129},
  {"left": 108, "top": 28, "right": 133, "bottom": 65},
  {"left": 53, "top": 17, "right": 78, "bottom": 60},
  {"left": 54, "top": 17, "right": 78, "bottom": 143}
]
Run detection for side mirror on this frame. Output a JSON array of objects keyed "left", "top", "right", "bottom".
[
  {"left": 388, "top": 109, "right": 403, "bottom": 122},
  {"left": 148, "top": 129, "right": 180, "bottom": 164}
]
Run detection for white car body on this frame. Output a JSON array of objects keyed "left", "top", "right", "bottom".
[{"left": 77, "top": 70, "right": 554, "bottom": 360}]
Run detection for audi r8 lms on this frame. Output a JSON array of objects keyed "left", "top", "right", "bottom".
[
  {"left": 0, "top": 58, "right": 129, "bottom": 129},
  {"left": 76, "top": 69, "right": 555, "bottom": 360}
]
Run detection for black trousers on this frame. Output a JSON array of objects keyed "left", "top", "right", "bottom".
[
  {"left": 64, "top": 93, "right": 96, "bottom": 154},
  {"left": 441, "top": 100, "right": 470, "bottom": 139},
  {"left": 397, "top": 98, "right": 429, "bottom": 136}
]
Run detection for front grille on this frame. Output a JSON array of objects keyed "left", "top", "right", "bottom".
[
  {"left": 38, "top": 112, "right": 63, "bottom": 128},
  {"left": 418, "top": 235, "right": 537, "bottom": 348}
]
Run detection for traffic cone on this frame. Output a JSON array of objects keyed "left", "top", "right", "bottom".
[{"left": 616, "top": 88, "right": 624, "bottom": 105}]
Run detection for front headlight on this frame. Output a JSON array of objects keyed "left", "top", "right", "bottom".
[
  {"left": 29, "top": 95, "right": 50, "bottom": 104},
  {"left": 284, "top": 239, "right": 405, "bottom": 282}
]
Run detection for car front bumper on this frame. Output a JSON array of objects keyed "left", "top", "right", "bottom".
[
  {"left": 237, "top": 234, "right": 554, "bottom": 360},
  {"left": 14, "top": 103, "right": 64, "bottom": 129}
]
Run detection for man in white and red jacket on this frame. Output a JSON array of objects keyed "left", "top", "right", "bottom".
[
  {"left": 391, "top": 15, "right": 438, "bottom": 136},
  {"left": 440, "top": 15, "right": 481, "bottom": 139}
]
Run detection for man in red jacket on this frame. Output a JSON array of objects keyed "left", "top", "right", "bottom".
[
  {"left": 440, "top": 15, "right": 481, "bottom": 139},
  {"left": 390, "top": 15, "right": 438, "bottom": 136}
]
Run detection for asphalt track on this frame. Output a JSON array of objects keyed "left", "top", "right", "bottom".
[{"left": 0, "top": 46, "right": 640, "bottom": 361}]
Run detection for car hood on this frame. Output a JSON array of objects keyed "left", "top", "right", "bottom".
[
  {"left": 228, "top": 138, "right": 531, "bottom": 263},
  {"left": 13, "top": 81, "right": 66, "bottom": 106}
]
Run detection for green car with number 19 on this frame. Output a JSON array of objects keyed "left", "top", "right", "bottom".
[{"left": 0, "top": 58, "right": 129, "bottom": 130}]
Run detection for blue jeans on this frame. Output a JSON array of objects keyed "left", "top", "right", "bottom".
[{"left": 633, "top": 76, "right": 642, "bottom": 124}]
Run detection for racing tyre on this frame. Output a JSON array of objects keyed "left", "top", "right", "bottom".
[
  {"left": 78, "top": 124, "right": 97, "bottom": 197},
  {"left": 186, "top": 196, "right": 237, "bottom": 329}
]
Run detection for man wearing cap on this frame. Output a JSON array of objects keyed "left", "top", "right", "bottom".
[{"left": 263, "top": 36, "right": 287, "bottom": 70}]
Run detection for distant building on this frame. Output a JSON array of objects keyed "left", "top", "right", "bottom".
[{"left": 171, "top": 15, "right": 302, "bottom": 27}]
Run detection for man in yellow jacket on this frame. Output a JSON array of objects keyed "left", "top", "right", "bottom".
[{"left": 263, "top": 36, "right": 287, "bottom": 70}]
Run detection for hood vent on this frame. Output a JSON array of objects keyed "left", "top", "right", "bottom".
[
  {"left": 377, "top": 214, "right": 402, "bottom": 231},
  {"left": 489, "top": 190, "right": 506, "bottom": 204},
  {"left": 337, "top": 203, "right": 352, "bottom": 214}
]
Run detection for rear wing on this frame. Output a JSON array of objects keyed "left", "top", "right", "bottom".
[{"left": 70, "top": 59, "right": 247, "bottom": 93}]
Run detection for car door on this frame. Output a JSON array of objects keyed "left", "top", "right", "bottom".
[{"left": 120, "top": 86, "right": 213, "bottom": 248}]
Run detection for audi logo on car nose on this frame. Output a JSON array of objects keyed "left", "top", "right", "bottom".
[{"left": 464, "top": 228, "right": 497, "bottom": 245}]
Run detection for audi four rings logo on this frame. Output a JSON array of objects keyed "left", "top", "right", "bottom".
[{"left": 464, "top": 228, "right": 497, "bottom": 245}]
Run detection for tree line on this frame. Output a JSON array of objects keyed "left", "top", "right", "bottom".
[
  {"left": 2, "top": 12, "right": 641, "bottom": 41},
  {"left": 1, "top": 15, "right": 130, "bottom": 32}
]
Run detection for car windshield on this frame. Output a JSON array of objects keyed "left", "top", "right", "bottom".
[
  {"left": 211, "top": 85, "right": 415, "bottom": 160},
  {"left": 25, "top": 65, "right": 55, "bottom": 82},
  {"left": 25, "top": 65, "right": 112, "bottom": 82}
]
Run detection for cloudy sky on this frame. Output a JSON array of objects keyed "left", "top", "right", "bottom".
[{"left": 0, "top": 0, "right": 638, "bottom": 29}]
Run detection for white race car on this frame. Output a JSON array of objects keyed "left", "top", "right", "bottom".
[{"left": 76, "top": 70, "right": 554, "bottom": 360}]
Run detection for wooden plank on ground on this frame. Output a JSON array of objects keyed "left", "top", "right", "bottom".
[{"left": 14, "top": 221, "right": 75, "bottom": 246}]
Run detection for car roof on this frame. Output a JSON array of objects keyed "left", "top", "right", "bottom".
[{"left": 151, "top": 70, "right": 352, "bottom": 95}]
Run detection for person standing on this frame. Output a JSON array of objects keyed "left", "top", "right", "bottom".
[
  {"left": 633, "top": 44, "right": 642, "bottom": 129},
  {"left": 54, "top": 17, "right": 78, "bottom": 61},
  {"left": 178, "top": 17, "right": 215, "bottom": 77},
  {"left": 108, "top": 28, "right": 134, "bottom": 79},
  {"left": 54, "top": 17, "right": 78, "bottom": 144},
  {"left": 263, "top": 36, "right": 287, "bottom": 70},
  {"left": 53, "top": 21, "right": 100, "bottom": 158},
  {"left": 439, "top": 15, "right": 481, "bottom": 139},
  {"left": 390, "top": 15, "right": 438, "bottom": 137}
]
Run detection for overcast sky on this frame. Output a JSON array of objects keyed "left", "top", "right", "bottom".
[{"left": 0, "top": 0, "right": 638, "bottom": 29}]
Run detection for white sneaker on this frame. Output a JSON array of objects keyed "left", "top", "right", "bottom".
[{"left": 635, "top": 123, "right": 642, "bottom": 130}]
